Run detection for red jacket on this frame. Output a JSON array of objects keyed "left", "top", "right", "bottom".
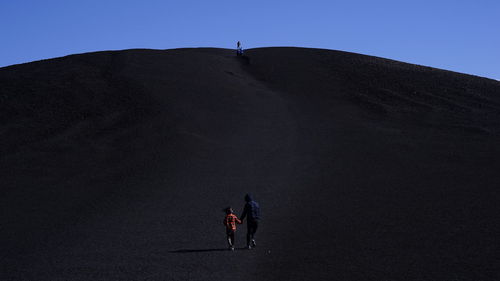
[{"left": 224, "top": 213, "right": 242, "bottom": 231}]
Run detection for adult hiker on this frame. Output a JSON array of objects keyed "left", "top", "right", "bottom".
[
  {"left": 240, "top": 194, "right": 260, "bottom": 249},
  {"left": 236, "top": 41, "right": 243, "bottom": 56}
]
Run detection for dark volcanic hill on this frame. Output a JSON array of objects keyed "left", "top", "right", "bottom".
[{"left": 1, "top": 47, "right": 499, "bottom": 281}]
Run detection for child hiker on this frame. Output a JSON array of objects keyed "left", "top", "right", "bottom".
[{"left": 223, "top": 207, "right": 242, "bottom": 250}]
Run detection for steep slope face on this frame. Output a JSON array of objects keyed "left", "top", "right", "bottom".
[
  {"left": 243, "top": 48, "right": 500, "bottom": 281},
  {"left": 1, "top": 48, "right": 500, "bottom": 281},
  {"left": 0, "top": 48, "right": 300, "bottom": 281}
]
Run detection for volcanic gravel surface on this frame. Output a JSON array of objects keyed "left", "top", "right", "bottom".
[{"left": 1, "top": 47, "right": 500, "bottom": 281}]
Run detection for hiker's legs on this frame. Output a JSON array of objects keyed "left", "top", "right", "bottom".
[
  {"left": 246, "top": 220, "right": 258, "bottom": 246},
  {"left": 227, "top": 230, "right": 235, "bottom": 247}
]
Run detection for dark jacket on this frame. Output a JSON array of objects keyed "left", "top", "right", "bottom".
[{"left": 240, "top": 194, "right": 260, "bottom": 222}]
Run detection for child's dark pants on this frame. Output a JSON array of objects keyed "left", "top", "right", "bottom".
[{"left": 226, "top": 230, "right": 235, "bottom": 247}]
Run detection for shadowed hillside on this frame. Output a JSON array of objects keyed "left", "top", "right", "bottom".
[{"left": 1, "top": 47, "right": 499, "bottom": 281}]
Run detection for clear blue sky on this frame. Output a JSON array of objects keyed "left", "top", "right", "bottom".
[{"left": 1, "top": 0, "right": 499, "bottom": 79}]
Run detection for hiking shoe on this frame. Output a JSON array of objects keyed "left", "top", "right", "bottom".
[
  {"left": 230, "top": 247, "right": 235, "bottom": 251},
  {"left": 251, "top": 239, "right": 256, "bottom": 247},
  {"left": 247, "top": 245, "right": 252, "bottom": 250}
]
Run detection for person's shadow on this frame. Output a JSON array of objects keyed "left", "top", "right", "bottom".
[{"left": 170, "top": 247, "right": 247, "bottom": 253}]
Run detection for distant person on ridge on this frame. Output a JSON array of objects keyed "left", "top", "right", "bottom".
[
  {"left": 236, "top": 41, "right": 243, "bottom": 56},
  {"left": 240, "top": 194, "right": 260, "bottom": 249},
  {"left": 223, "top": 207, "right": 242, "bottom": 251}
]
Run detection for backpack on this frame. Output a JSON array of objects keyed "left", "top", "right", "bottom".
[{"left": 248, "top": 201, "right": 260, "bottom": 220}]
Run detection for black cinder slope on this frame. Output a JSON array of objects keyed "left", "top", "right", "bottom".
[
  {"left": 246, "top": 47, "right": 500, "bottom": 133},
  {"left": 1, "top": 47, "right": 499, "bottom": 281}
]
